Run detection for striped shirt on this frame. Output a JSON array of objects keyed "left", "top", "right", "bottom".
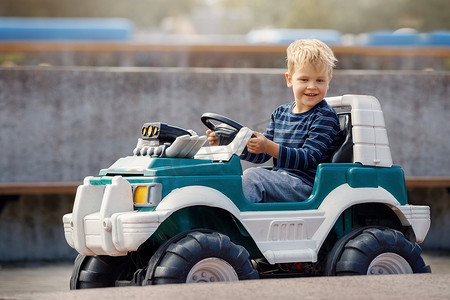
[{"left": 241, "top": 99, "right": 340, "bottom": 186}]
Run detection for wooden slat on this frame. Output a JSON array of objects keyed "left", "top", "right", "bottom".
[
  {"left": 0, "top": 177, "right": 449, "bottom": 196},
  {"left": 0, "top": 42, "right": 449, "bottom": 57},
  {"left": 405, "top": 176, "right": 450, "bottom": 188},
  {"left": 0, "top": 182, "right": 80, "bottom": 195}
]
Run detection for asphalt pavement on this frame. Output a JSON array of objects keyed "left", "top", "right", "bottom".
[{"left": 1, "top": 252, "right": 449, "bottom": 299}]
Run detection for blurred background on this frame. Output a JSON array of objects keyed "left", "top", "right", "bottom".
[
  {"left": 3, "top": 0, "right": 448, "bottom": 34},
  {"left": 0, "top": 0, "right": 449, "bottom": 284},
  {"left": 0, "top": 0, "right": 449, "bottom": 69}
]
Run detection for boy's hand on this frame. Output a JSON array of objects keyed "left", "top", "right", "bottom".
[
  {"left": 247, "top": 131, "right": 280, "bottom": 157},
  {"left": 206, "top": 129, "right": 219, "bottom": 146},
  {"left": 247, "top": 132, "right": 268, "bottom": 154}
]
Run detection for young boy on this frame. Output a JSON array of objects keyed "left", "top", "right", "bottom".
[{"left": 207, "top": 39, "right": 340, "bottom": 203}]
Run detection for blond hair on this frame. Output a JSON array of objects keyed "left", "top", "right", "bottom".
[{"left": 286, "top": 39, "right": 337, "bottom": 75}]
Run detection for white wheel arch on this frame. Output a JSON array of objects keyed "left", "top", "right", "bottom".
[
  {"left": 313, "top": 184, "right": 403, "bottom": 249},
  {"left": 155, "top": 186, "right": 241, "bottom": 221}
]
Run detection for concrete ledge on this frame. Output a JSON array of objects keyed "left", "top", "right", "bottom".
[{"left": 0, "top": 179, "right": 447, "bottom": 262}]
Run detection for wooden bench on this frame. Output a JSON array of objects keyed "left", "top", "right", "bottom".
[
  {"left": 1, "top": 42, "right": 449, "bottom": 57},
  {"left": 0, "top": 181, "right": 80, "bottom": 195},
  {"left": 0, "top": 177, "right": 449, "bottom": 196},
  {"left": 405, "top": 176, "right": 450, "bottom": 188}
]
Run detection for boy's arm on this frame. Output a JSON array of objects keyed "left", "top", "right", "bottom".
[
  {"left": 276, "top": 113, "right": 339, "bottom": 170},
  {"left": 240, "top": 134, "right": 274, "bottom": 164}
]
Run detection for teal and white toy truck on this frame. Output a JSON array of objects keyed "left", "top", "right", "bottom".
[{"left": 63, "top": 95, "right": 431, "bottom": 289}]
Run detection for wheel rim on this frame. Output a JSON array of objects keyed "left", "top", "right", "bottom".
[
  {"left": 367, "top": 253, "right": 413, "bottom": 275},
  {"left": 186, "top": 258, "right": 239, "bottom": 283}
]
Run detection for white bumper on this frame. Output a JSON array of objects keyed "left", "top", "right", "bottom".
[{"left": 63, "top": 176, "right": 161, "bottom": 256}]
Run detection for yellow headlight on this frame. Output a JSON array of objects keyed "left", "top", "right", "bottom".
[
  {"left": 134, "top": 186, "right": 148, "bottom": 205},
  {"left": 147, "top": 126, "right": 153, "bottom": 137}
]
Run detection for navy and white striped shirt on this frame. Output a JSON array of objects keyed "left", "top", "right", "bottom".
[{"left": 241, "top": 100, "right": 340, "bottom": 186}]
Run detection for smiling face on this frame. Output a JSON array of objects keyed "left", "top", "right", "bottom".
[{"left": 285, "top": 62, "right": 331, "bottom": 114}]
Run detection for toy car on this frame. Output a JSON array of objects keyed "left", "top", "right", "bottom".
[{"left": 63, "top": 94, "right": 431, "bottom": 289}]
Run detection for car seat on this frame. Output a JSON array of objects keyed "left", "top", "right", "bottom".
[{"left": 331, "top": 113, "right": 353, "bottom": 163}]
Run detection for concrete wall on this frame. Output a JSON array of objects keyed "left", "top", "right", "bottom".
[
  {"left": 0, "top": 67, "right": 449, "bottom": 262},
  {"left": 1, "top": 67, "right": 449, "bottom": 182}
]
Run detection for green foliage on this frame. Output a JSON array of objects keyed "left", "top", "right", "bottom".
[
  {"left": 1, "top": 0, "right": 448, "bottom": 33},
  {"left": 0, "top": 0, "right": 200, "bottom": 27},
  {"left": 220, "top": 0, "right": 450, "bottom": 33}
]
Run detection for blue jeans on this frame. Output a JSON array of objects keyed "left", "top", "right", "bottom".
[{"left": 242, "top": 167, "right": 313, "bottom": 203}]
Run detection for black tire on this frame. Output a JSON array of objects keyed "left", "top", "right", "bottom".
[
  {"left": 70, "top": 254, "right": 132, "bottom": 289},
  {"left": 145, "top": 231, "right": 259, "bottom": 284},
  {"left": 324, "top": 226, "right": 368, "bottom": 276},
  {"left": 330, "top": 227, "right": 431, "bottom": 276}
]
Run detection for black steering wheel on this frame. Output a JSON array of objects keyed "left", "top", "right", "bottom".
[{"left": 201, "top": 113, "right": 244, "bottom": 145}]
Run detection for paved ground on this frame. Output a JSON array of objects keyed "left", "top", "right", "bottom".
[
  {"left": 0, "top": 262, "right": 73, "bottom": 297},
  {"left": 1, "top": 252, "right": 449, "bottom": 299}
]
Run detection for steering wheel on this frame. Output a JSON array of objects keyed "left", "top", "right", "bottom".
[{"left": 201, "top": 113, "right": 244, "bottom": 145}]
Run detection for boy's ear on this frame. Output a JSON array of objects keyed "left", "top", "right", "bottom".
[{"left": 285, "top": 72, "right": 292, "bottom": 88}]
